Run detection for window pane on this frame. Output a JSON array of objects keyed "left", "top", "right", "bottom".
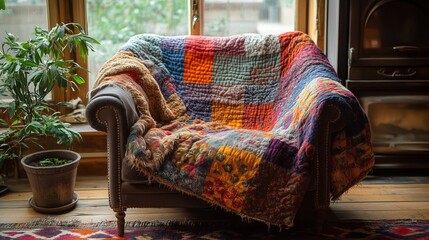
[
  {"left": 203, "top": 0, "right": 295, "bottom": 36},
  {"left": 0, "top": 0, "right": 48, "bottom": 101},
  {"left": 86, "top": 0, "right": 189, "bottom": 90}
]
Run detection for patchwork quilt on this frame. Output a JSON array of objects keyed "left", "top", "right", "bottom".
[{"left": 93, "top": 32, "right": 375, "bottom": 227}]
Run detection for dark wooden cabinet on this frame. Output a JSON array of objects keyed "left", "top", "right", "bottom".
[{"left": 345, "top": 0, "right": 429, "bottom": 169}]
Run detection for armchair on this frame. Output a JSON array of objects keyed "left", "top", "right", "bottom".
[{"left": 86, "top": 32, "right": 375, "bottom": 237}]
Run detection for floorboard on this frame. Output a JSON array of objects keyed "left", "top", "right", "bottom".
[{"left": 1, "top": 176, "right": 428, "bottom": 224}]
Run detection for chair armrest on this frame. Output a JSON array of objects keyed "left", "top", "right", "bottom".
[
  {"left": 86, "top": 84, "right": 139, "bottom": 210},
  {"left": 314, "top": 103, "right": 346, "bottom": 210},
  {"left": 86, "top": 84, "right": 139, "bottom": 133}
]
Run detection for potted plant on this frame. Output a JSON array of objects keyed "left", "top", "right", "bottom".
[
  {"left": 0, "top": 22, "right": 98, "bottom": 212},
  {"left": 20, "top": 150, "right": 81, "bottom": 213}
]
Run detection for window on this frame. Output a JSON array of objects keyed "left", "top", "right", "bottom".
[
  {"left": 86, "top": 0, "right": 304, "bottom": 89},
  {"left": 202, "top": 0, "right": 296, "bottom": 36},
  {"left": 0, "top": 0, "right": 48, "bottom": 101},
  {"left": 86, "top": 0, "right": 189, "bottom": 91},
  {"left": 0, "top": 1, "right": 47, "bottom": 42}
]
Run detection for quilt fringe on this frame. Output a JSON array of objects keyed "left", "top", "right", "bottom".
[{"left": 131, "top": 164, "right": 293, "bottom": 231}]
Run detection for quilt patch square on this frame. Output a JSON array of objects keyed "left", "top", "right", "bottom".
[
  {"left": 214, "top": 36, "right": 246, "bottom": 56},
  {"left": 278, "top": 32, "right": 312, "bottom": 76},
  {"left": 202, "top": 146, "right": 262, "bottom": 211},
  {"left": 211, "top": 102, "right": 244, "bottom": 128},
  {"left": 243, "top": 102, "right": 275, "bottom": 131},
  {"left": 183, "top": 37, "right": 214, "bottom": 84},
  {"left": 244, "top": 84, "right": 278, "bottom": 104},
  {"left": 242, "top": 161, "right": 308, "bottom": 226},
  {"left": 182, "top": 83, "right": 212, "bottom": 121},
  {"left": 186, "top": 36, "right": 215, "bottom": 52},
  {"left": 244, "top": 34, "right": 280, "bottom": 56},
  {"left": 162, "top": 50, "right": 185, "bottom": 84},
  {"left": 211, "top": 84, "right": 245, "bottom": 105},
  {"left": 212, "top": 55, "right": 251, "bottom": 86},
  {"left": 183, "top": 51, "right": 214, "bottom": 84},
  {"left": 161, "top": 36, "right": 187, "bottom": 51},
  {"left": 247, "top": 54, "right": 281, "bottom": 86}
]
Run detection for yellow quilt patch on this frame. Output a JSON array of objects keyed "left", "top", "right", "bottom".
[
  {"left": 202, "top": 146, "right": 261, "bottom": 211},
  {"left": 211, "top": 102, "right": 244, "bottom": 128}
]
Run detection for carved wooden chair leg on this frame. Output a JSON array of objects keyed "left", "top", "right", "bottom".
[{"left": 115, "top": 210, "right": 126, "bottom": 237}]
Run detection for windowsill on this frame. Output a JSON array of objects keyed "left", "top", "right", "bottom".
[{"left": 68, "top": 123, "right": 104, "bottom": 134}]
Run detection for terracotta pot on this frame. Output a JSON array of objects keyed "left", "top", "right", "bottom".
[{"left": 21, "top": 150, "right": 80, "bottom": 213}]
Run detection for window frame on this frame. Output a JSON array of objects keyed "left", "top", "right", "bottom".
[
  {"left": 189, "top": 0, "right": 312, "bottom": 36},
  {"left": 47, "top": 0, "right": 88, "bottom": 107}
]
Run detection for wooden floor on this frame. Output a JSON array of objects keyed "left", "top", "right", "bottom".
[{"left": 1, "top": 175, "right": 428, "bottom": 224}]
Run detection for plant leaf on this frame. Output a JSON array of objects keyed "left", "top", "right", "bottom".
[
  {"left": 11, "top": 119, "right": 20, "bottom": 126},
  {"left": 71, "top": 74, "right": 85, "bottom": 84},
  {"left": 7, "top": 101, "right": 17, "bottom": 118},
  {"left": 22, "top": 60, "right": 38, "bottom": 67},
  {"left": 0, "top": 0, "right": 5, "bottom": 10}
]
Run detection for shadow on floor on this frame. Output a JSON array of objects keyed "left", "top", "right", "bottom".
[{"left": 363, "top": 168, "right": 429, "bottom": 184}]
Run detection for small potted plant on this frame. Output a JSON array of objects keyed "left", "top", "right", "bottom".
[
  {"left": 20, "top": 150, "right": 81, "bottom": 213},
  {"left": 0, "top": 22, "right": 98, "bottom": 212}
]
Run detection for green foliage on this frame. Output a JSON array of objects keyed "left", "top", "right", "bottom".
[
  {"left": 35, "top": 157, "right": 72, "bottom": 167},
  {"left": 87, "top": 0, "right": 188, "bottom": 44},
  {"left": 0, "top": 23, "right": 99, "bottom": 169},
  {"left": 86, "top": 0, "right": 188, "bottom": 69}
]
